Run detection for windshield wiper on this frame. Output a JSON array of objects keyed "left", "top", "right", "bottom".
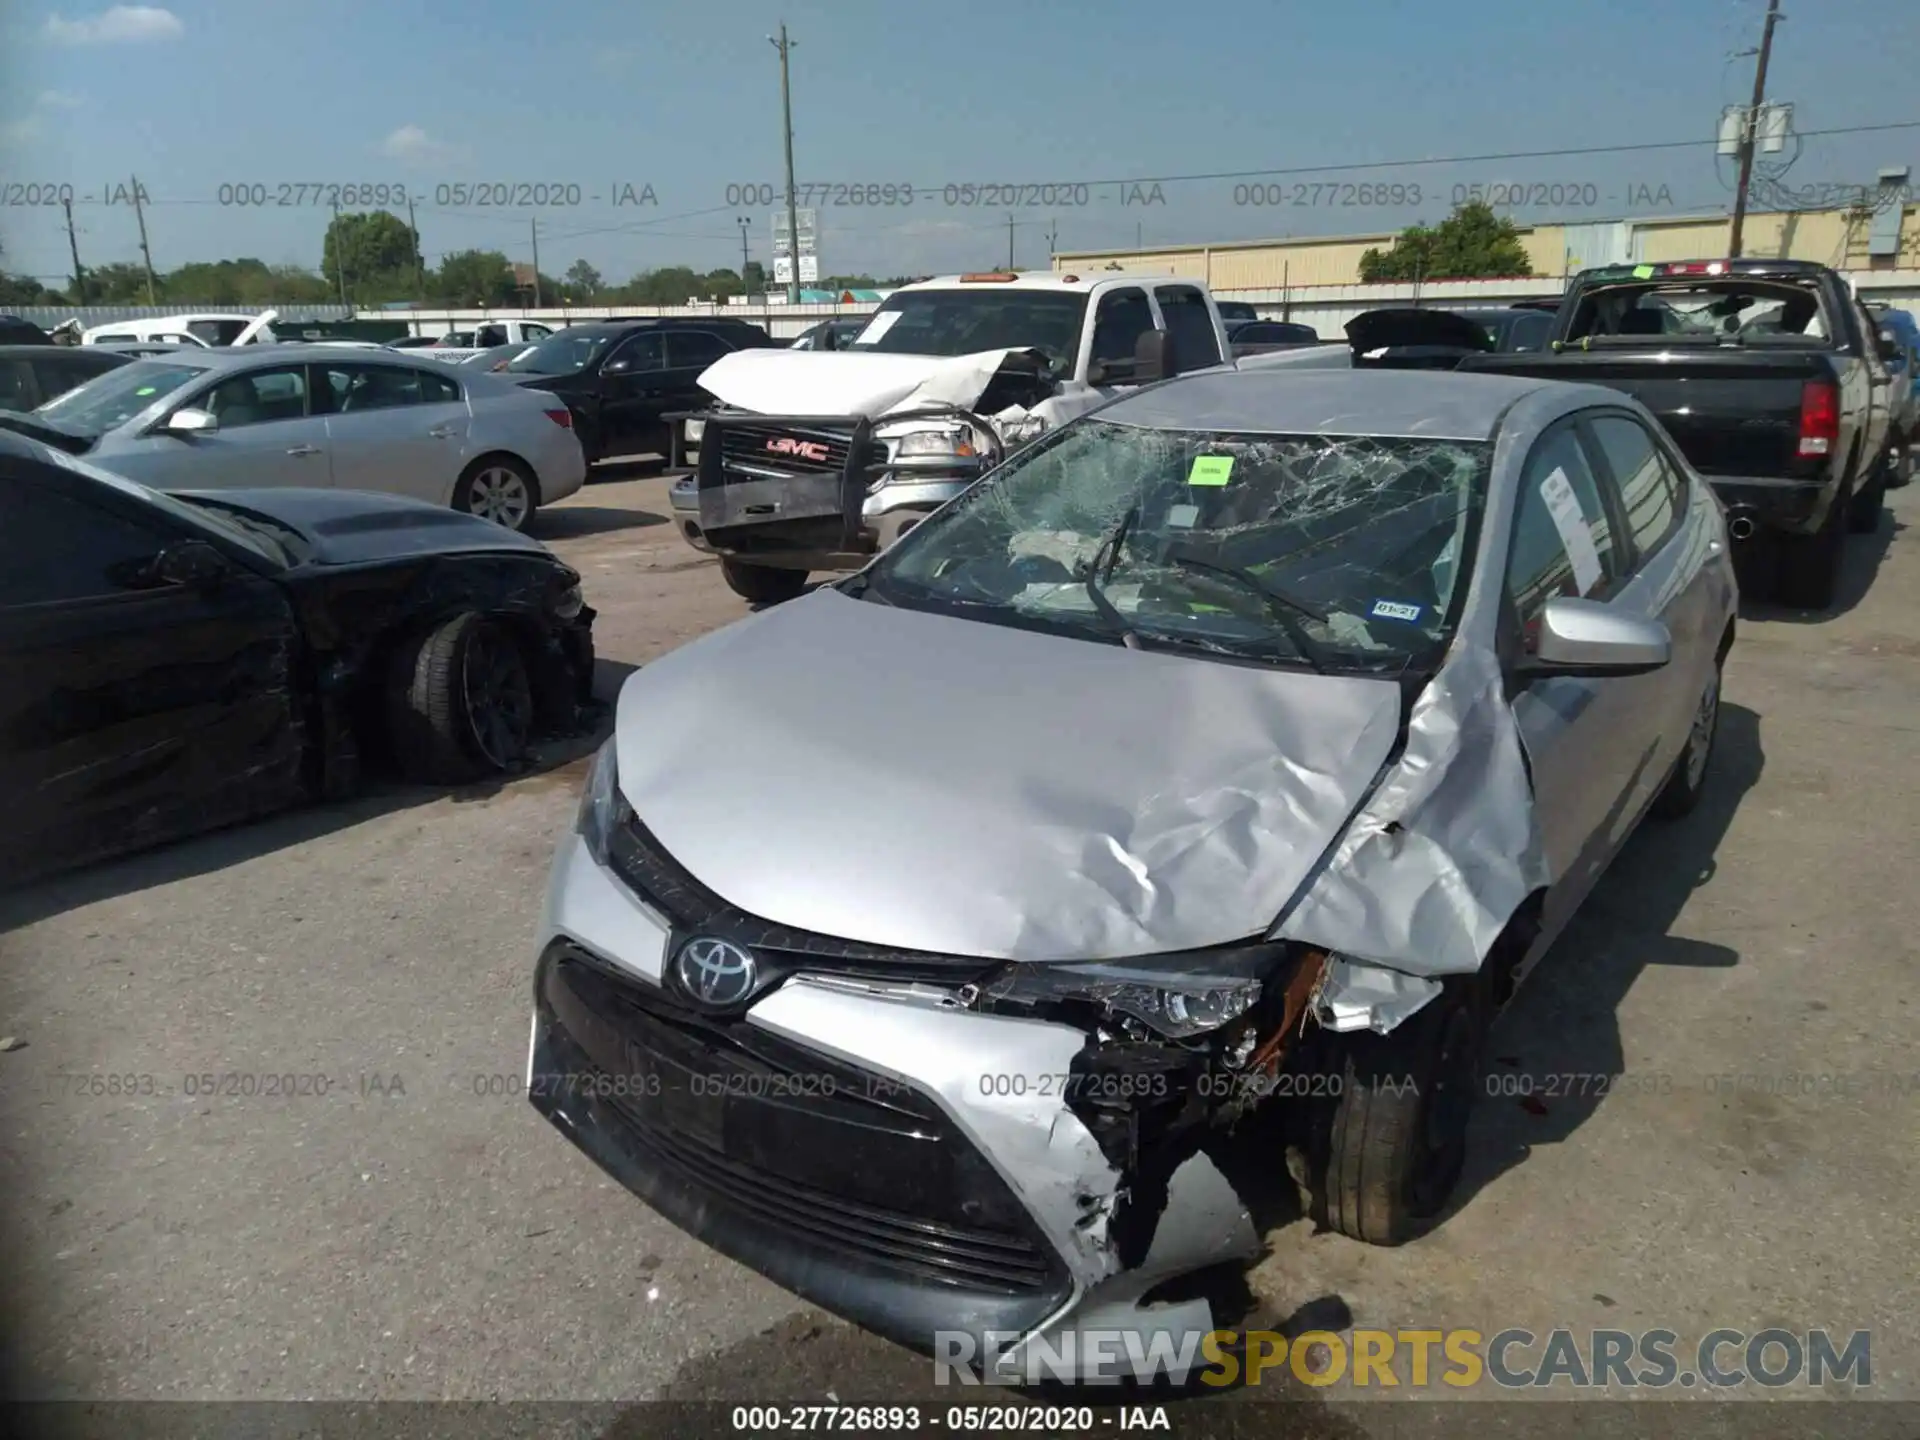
[
  {"left": 1161, "top": 549, "right": 1332, "bottom": 674},
  {"left": 1081, "top": 505, "right": 1147, "bottom": 650}
]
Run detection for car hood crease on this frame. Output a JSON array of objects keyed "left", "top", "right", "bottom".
[
  {"left": 613, "top": 589, "right": 1404, "bottom": 961},
  {"left": 696, "top": 347, "right": 1051, "bottom": 420}
]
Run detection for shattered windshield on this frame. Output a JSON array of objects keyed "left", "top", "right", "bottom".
[
  {"left": 36, "top": 360, "right": 208, "bottom": 436},
  {"left": 864, "top": 417, "right": 1489, "bottom": 671},
  {"left": 1567, "top": 280, "right": 1833, "bottom": 343},
  {"left": 847, "top": 291, "right": 1088, "bottom": 373}
]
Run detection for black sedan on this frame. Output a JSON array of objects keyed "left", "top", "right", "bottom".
[
  {"left": 0, "top": 343, "right": 133, "bottom": 412},
  {"left": 0, "top": 429, "right": 598, "bottom": 886},
  {"left": 500, "top": 319, "right": 779, "bottom": 464}
]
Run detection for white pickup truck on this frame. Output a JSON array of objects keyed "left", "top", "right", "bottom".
[{"left": 668, "top": 271, "right": 1287, "bottom": 603}]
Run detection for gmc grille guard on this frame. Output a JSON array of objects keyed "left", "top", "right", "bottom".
[{"left": 665, "top": 404, "right": 1003, "bottom": 553}]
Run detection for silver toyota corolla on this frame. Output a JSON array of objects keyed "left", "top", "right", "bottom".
[{"left": 529, "top": 369, "right": 1737, "bottom": 1381}]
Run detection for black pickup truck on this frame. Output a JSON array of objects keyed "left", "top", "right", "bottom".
[{"left": 1462, "top": 259, "right": 1898, "bottom": 608}]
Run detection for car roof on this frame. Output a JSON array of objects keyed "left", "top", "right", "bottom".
[
  {"left": 1096, "top": 369, "right": 1561, "bottom": 440},
  {"left": 894, "top": 273, "right": 1126, "bottom": 294},
  {"left": 0, "top": 343, "right": 121, "bottom": 358}
]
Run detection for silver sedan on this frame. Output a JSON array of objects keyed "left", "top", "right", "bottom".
[
  {"left": 30, "top": 344, "right": 585, "bottom": 531},
  {"left": 531, "top": 368, "right": 1738, "bottom": 1380}
]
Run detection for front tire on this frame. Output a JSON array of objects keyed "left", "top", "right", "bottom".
[
  {"left": 385, "top": 613, "right": 536, "bottom": 785},
  {"left": 1651, "top": 661, "right": 1721, "bottom": 819},
  {"left": 1312, "top": 978, "right": 1487, "bottom": 1246},
  {"left": 454, "top": 455, "right": 540, "bottom": 532},
  {"left": 720, "top": 558, "right": 809, "bottom": 605}
]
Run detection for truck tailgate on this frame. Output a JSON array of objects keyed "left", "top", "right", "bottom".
[{"left": 1462, "top": 347, "right": 1829, "bottom": 479}]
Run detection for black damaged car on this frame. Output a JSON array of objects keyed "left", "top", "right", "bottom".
[{"left": 0, "top": 429, "right": 598, "bottom": 886}]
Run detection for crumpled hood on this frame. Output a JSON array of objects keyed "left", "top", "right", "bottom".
[
  {"left": 180, "top": 488, "right": 559, "bottom": 568},
  {"left": 696, "top": 346, "right": 1050, "bottom": 420},
  {"left": 613, "top": 588, "right": 1404, "bottom": 961}
]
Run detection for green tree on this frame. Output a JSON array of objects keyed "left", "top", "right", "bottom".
[
  {"left": 562, "top": 259, "right": 603, "bottom": 297},
  {"left": 1358, "top": 201, "right": 1533, "bottom": 282},
  {"left": 742, "top": 259, "right": 767, "bottom": 293},
  {"left": 433, "top": 249, "right": 517, "bottom": 305},
  {"left": 322, "top": 210, "right": 421, "bottom": 299}
]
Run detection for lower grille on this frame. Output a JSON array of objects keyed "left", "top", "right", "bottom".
[{"left": 542, "top": 946, "right": 1062, "bottom": 1296}]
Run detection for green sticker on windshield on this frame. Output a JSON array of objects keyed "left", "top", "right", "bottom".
[
  {"left": 1632, "top": 264, "right": 1655, "bottom": 279},
  {"left": 1188, "top": 455, "right": 1235, "bottom": 486},
  {"left": 135, "top": 386, "right": 158, "bottom": 396}
]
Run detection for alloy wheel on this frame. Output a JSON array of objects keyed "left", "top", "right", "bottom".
[
  {"left": 460, "top": 626, "right": 534, "bottom": 770},
  {"left": 467, "top": 468, "right": 532, "bottom": 529}
]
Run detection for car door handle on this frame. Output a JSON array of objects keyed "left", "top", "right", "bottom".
[
  {"left": 428, "top": 423, "right": 457, "bottom": 438},
  {"left": 286, "top": 444, "right": 323, "bottom": 457}
]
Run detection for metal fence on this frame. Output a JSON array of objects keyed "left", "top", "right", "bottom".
[{"left": 3, "top": 304, "right": 353, "bottom": 327}]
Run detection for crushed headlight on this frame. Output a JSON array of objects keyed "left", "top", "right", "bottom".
[
  {"left": 576, "top": 739, "right": 631, "bottom": 867},
  {"left": 977, "top": 943, "right": 1284, "bottom": 1041},
  {"left": 684, "top": 418, "right": 706, "bottom": 444},
  {"left": 888, "top": 426, "right": 978, "bottom": 460},
  {"left": 550, "top": 581, "right": 585, "bottom": 620}
]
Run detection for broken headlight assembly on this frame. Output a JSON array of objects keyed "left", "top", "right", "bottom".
[
  {"left": 549, "top": 580, "right": 585, "bottom": 620},
  {"left": 576, "top": 739, "right": 631, "bottom": 867},
  {"left": 974, "top": 943, "right": 1285, "bottom": 1041},
  {"left": 887, "top": 426, "right": 980, "bottom": 461}
]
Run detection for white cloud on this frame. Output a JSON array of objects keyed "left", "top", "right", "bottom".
[
  {"left": 36, "top": 90, "right": 83, "bottom": 109},
  {"left": 43, "top": 5, "right": 183, "bottom": 45},
  {"left": 0, "top": 116, "right": 41, "bottom": 146},
  {"left": 379, "top": 124, "right": 465, "bottom": 167},
  {"left": 0, "top": 90, "right": 80, "bottom": 146}
]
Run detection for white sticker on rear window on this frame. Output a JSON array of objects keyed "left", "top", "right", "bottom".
[
  {"left": 1540, "top": 466, "right": 1604, "bottom": 595},
  {"left": 854, "top": 311, "right": 901, "bottom": 344}
]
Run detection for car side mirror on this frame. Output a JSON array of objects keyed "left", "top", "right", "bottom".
[
  {"left": 163, "top": 407, "right": 219, "bottom": 436},
  {"left": 144, "top": 539, "right": 231, "bottom": 589},
  {"left": 1878, "top": 329, "right": 1900, "bottom": 363},
  {"left": 602, "top": 357, "right": 632, "bottom": 375},
  {"left": 1524, "top": 596, "right": 1670, "bottom": 678},
  {"left": 1133, "top": 328, "right": 1178, "bottom": 384}
]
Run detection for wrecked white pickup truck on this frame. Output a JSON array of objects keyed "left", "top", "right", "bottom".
[{"left": 667, "top": 272, "right": 1245, "bottom": 604}]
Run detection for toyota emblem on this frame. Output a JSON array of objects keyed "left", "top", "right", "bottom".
[{"left": 673, "top": 935, "right": 759, "bottom": 1010}]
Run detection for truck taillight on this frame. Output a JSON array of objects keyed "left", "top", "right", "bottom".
[
  {"left": 545, "top": 408, "right": 573, "bottom": 429},
  {"left": 1797, "top": 381, "right": 1838, "bottom": 457}
]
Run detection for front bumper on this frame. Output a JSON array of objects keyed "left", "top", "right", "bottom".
[
  {"left": 528, "top": 827, "right": 1264, "bottom": 1379},
  {"left": 669, "top": 472, "right": 972, "bottom": 568}
]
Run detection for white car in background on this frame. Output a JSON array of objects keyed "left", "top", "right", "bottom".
[
  {"left": 18, "top": 343, "right": 585, "bottom": 531},
  {"left": 81, "top": 311, "right": 280, "bottom": 348}
]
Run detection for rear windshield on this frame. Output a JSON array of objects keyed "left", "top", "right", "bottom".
[
  {"left": 186, "top": 319, "right": 253, "bottom": 346},
  {"left": 848, "top": 290, "right": 1089, "bottom": 374},
  {"left": 1565, "top": 279, "right": 1835, "bottom": 345}
]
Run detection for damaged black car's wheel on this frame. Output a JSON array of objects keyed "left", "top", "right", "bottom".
[
  {"left": 1313, "top": 978, "right": 1486, "bottom": 1247},
  {"left": 386, "top": 612, "right": 535, "bottom": 785},
  {"left": 720, "top": 558, "right": 809, "bottom": 605}
]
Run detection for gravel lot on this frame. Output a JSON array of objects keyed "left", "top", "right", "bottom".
[{"left": 3, "top": 467, "right": 1916, "bottom": 1432}]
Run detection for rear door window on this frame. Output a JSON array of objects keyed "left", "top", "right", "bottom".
[{"left": 1584, "top": 414, "right": 1685, "bottom": 563}]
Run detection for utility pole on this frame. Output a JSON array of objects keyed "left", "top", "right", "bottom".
[
  {"left": 530, "top": 218, "right": 543, "bottom": 306},
  {"left": 129, "top": 175, "right": 157, "bottom": 304},
  {"left": 406, "top": 195, "right": 425, "bottom": 301},
  {"left": 1046, "top": 218, "right": 1057, "bottom": 260},
  {"left": 770, "top": 22, "right": 802, "bottom": 304},
  {"left": 330, "top": 200, "right": 349, "bottom": 307},
  {"left": 738, "top": 216, "right": 751, "bottom": 295},
  {"left": 1728, "top": 0, "right": 1783, "bottom": 259},
  {"left": 62, "top": 196, "right": 87, "bottom": 304},
  {"left": 1006, "top": 214, "right": 1015, "bottom": 269}
]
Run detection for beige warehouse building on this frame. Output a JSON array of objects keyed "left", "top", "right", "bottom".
[{"left": 1051, "top": 203, "right": 1920, "bottom": 291}]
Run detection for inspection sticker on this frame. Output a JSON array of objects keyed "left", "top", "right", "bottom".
[
  {"left": 1369, "top": 599, "right": 1424, "bottom": 623},
  {"left": 1632, "top": 264, "right": 1656, "bottom": 278},
  {"left": 1166, "top": 502, "right": 1199, "bottom": 529},
  {"left": 1188, "top": 455, "right": 1235, "bottom": 486},
  {"left": 1540, "top": 466, "right": 1604, "bottom": 594}
]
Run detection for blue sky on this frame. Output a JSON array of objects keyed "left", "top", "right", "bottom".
[{"left": 1, "top": 0, "right": 1915, "bottom": 288}]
